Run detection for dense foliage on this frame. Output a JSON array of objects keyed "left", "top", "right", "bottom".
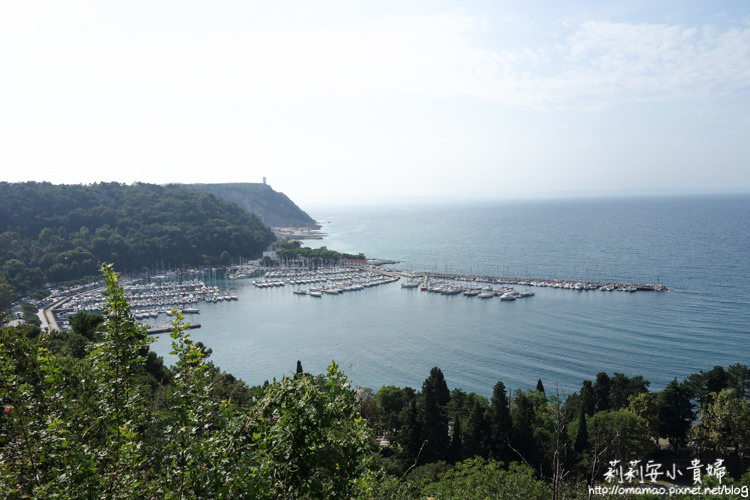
[
  {"left": 0, "top": 182, "right": 275, "bottom": 297},
  {"left": 361, "top": 364, "right": 750, "bottom": 499},
  {"left": 1, "top": 264, "right": 369, "bottom": 498}
]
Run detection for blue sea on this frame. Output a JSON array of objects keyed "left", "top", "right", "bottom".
[{"left": 149, "top": 194, "right": 750, "bottom": 398}]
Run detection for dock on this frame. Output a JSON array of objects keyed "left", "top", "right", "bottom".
[
  {"left": 147, "top": 323, "right": 201, "bottom": 335},
  {"left": 361, "top": 266, "right": 668, "bottom": 292}
]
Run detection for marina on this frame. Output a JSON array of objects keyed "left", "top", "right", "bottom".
[
  {"left": 39, "top": 262, "right": 668, "bottom": 333},
  {"left": 46, "top": 278, "right": 237, "bottom": 332},
  {"left": 244, "top": 263, "right": 667, "bottom": 299},
  {"left": 252, "top": 266, "right": 400, "bottom": 295}
]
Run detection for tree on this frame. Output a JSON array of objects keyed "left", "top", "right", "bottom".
[
  {"left": 427, "top": 366, "right": 451, "bottom": 407},
  {"left": 658, "top": 378, "right": 695, "bottom": 455},
  {"left": 579, "top": 380, "right": 596, "bottom": 416},
  {"left": 625, "top": 391, "right": 661, "bottom": 442},
  {"left": 609, "top": 372, "right": 649, "bottom": 410},
  {"left": 156, "top": 309, "right": 223, "bottom": 498},
  {"left": 589, "top": 410, "right": 652, "bottom": 466},
  {"left": 510, "top": 390, "right": 539, "bottom": 466},
  {"left": 68, "top": 311, "right": 104, "bottom": 340},
  {"left": 536, "top": 379, "right": 545, "bottom": 395},
  {"left": 685, "top": 365, "right": 730, "bottom": 409},
  {"left": 0, "top": 278, "right": 14, "bottom": 311},
  {"left": 727, "top": 363, "right": 750, "bottom": 399},
  {"left": 573, "top": 407, "right": 589, "bottom": 453},
  {"left": 690, "top": 388, "right": 750, "bottom": 460},
  {"left": 593, "top": 372, "right": 611, "bottom": 412},
  {"left": 356, "top": 387, "right": 379, "bottom": 424},
  {"left": 397, "top": 395, "right": 423, "bottom": 466},
  {"left": 235, "top": 361, "right": 372, "bottom": 498},
  {"left": 448, "top": 415, "right": 463, "bottom": 463},
  {"left": 375, "top": 385, "right": 411, "bottom": 438},
  {"left": 419, "top": 367, "right": 451, "bottom": 463},
  {"left": 487, "top": 381, "right": 513, "bottom": 462},
  {"left": 422, "top": 458, "right": 551, "bottom": 500},
  {"left": 0, "top": 263, "right": 153, "bottom": 497},
  {"left": 462, "top": 397, "right": 490, "bottom": 460}
]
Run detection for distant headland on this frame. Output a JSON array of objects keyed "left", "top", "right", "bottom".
[{"left": 180, "top": 182, "right": 319, "bottom": 229}]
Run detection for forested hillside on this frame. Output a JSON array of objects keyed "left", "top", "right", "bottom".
[
  {"left": 183, "top": 182, "right": 318, "bottom": 228},
  {"left": 0, "top": 182, "right": 275, "bottom": 298}
]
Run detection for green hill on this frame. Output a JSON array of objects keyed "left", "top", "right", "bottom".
[
  {"left": 0, "top": 182, "right": 275, "bottom": 297},
  {"left": 182, "top": 183, "right": 317, "bottom": 228}
]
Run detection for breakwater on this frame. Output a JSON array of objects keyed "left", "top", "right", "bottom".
[
  {"left": 148, "top": 323, "right": 201, "bottom": 335},
  {"left": 365, "top": 266, "right": 668, "bottom": 292},
  {"left": 419, "top": 272, "right": 668, "bottom": 292},
  {"left": 249, "top": 263, "right": 668, "bottom": 293}
]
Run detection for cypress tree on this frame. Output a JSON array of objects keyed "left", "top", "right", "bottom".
[
  {"left": 429, "top": 366, "right": 451, "bottom": 407},
  {"left": 593, "top": 372, "right": 611, "bottom": 412},
  {"left": 419, "top": 367, "right": 451, "bottom": 463},
  {"left": 658, "top": 378, "right": 695, "bottom": 456},
  {"left": 448, "top": 416, "right": 463, "bottom": 463},
  {"left": 510, "top": 391, "right": 538, "bottom": 466},
  {"left": 398, "top": 398, "right": 423, "bottom": 465},
  {"left": 573, "top": 406, "right": 589, "bottom": 453},
  {"left": 488, "top": 381, "right": 513, "bottom": 461},
  {"left": 463, "top": 398, "right": 489, "bottom": 459},
  {"left": 536, "top": 379, "right": 545, "bottom": 395},
  {"left": 580, "top": 380, "right": 596, "bottom": 416}
]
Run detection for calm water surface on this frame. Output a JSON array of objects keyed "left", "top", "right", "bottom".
[{"left": 150, "top": 194, "right": 750, "bottom": 397}]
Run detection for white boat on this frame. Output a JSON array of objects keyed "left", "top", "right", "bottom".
[{"left": 293, "top": 289, "right": 307, "bottom": 295}]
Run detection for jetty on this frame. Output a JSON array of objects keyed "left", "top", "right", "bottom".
[
  {"left": 147, "top": 323, "right": 201, "bottom": 335},
  {"left": 423, "top": 272, "right": 667, "bottom": 292},
  {"left": 361, "top": 266, "right": 668, "bottom": 292}
]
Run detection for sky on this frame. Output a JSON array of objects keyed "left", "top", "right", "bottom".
[{"left": 2, "top": 1, "right": 750, "bottom": 206}]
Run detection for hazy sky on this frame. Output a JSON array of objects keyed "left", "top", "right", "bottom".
[{"left": 2, "top": 1, "right": 749, "bottom": 206}]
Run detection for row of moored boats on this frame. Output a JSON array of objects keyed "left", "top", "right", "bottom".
[
  {"left": 52, "top": 279, "right": 238, "bottom": 331},
  {"left": 402, "top": 278, "right": 534, "bottom": 301},
  {"left": 252, "top": 268, "right": 400, "bottom": 297}
]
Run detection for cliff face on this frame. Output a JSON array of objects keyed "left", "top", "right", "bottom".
[{"left": 183, "top": 183, "right": 318, "bottom": 228}]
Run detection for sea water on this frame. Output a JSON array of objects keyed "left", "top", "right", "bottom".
[{"left": 149, "top": 194, "right": 750, "bottom": 397}]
